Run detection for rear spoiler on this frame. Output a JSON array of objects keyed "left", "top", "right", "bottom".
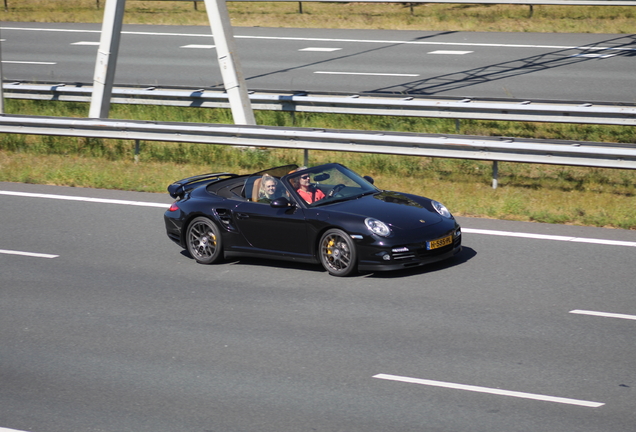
[{"left": 168, "top": 172, "right": 238, "bottom": 199}]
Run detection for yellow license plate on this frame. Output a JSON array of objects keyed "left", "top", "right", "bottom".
[{"left": 427, "top": 235, "right": 452, "bottom": 250}]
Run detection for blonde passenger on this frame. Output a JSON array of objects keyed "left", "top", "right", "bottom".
[{"left": 257, "top": 174, "right": 278, "bottom": 203}]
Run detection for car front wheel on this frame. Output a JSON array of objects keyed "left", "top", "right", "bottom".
[
  {"left": 186, "top": 217, "right": 223, "bottom": 264},
  {"left": 319, "top": 228, "right": 358, "bottom": 277}
]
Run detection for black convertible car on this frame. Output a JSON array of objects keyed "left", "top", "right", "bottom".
[{"left": 164, "top": 163, "right": 461, "bottom": 276}]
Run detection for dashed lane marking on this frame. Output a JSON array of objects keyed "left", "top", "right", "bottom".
[
  {"left": 373, "top": 374, "right": 604, "bottom": 408},
  {"left": 181, "top": 44, "right": 215, "bottom": 49},
  {"left": 570, "top": 310, "right": 636, "bottom": 321},
  {"left": 2, "top": 61, "right": 56, "bottom": 65},
  {"left": 428, "top": 50, "right": 473, "bottom": 55},
  {"left": 0, "top": 249, "right": 58, "bottom": 259},
  {"left": 299, "top": 47, "right": 342, "bottom": 52},
  {"left": 314, "top": 71, "right": 419, "bottom": 77}
]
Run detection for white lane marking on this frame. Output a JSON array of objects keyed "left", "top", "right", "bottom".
[
  {"left": 570, "top": 53, "right": 617, "bottom": 58},
  {"left": 181, "top": 44, "right": 215, "bottom": 49},
  {"left": 0, "top": 191, "right": 169, "bottom": 208},
  {"left": 0, "top": 249, "right": 58, "bottom": 259},
  {"left": 373, "top": 374, "right": 604, "bottom": 408},
  {"left": 428, "top": 50, "right": 473, "bottom": 55},
  {"left": 299, "top": 47, "right": 342, "bottom": 52},
  {"left": 238, "top": 34, "right": 636, "bottom": 52},
  {"left": 2, "top": 191, "right": 633, "bottom": 249},
  {"left": 0, "top": 428, "right": 32, "bottom": 432},
  {"left": 4, "top": 26, "right": 636, "bottom": 52},
  {"left": 1, "top": 27, "right": 101, "bottom": 34},
  {"left": 71, "top": 41, "right": 99, "bottom": 46},
  {"left": 2, "top": 61, "right": 56, "bottom": 65},
  {"left": 462, "top": 228, "right": 636, "bottom": 248},
  {"left": 570, "top": 310, "right": 636, "bottom": 321},
  {"left": 314, "top": 71, "right": 419, "bottom": 77}
]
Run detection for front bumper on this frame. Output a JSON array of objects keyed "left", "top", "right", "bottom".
[{"left": 356, "top": 227, "right": 462, "bottom": 272}]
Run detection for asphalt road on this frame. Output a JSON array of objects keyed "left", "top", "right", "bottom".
[
  {"left": 1, "top": 182, "right": 636, "bottom": 432},
  {"left": 2, "top": 22, "right": 636, "bottom": 102}
]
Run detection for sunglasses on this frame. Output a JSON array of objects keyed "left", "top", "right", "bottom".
[{"left": 300, "top": 175, "right": 310, "bottom": 179}]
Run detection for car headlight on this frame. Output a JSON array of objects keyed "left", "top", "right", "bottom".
[
  {"left": 365, "top": 218, "right": 391, "bottom": 237},
  {"left": 432, "top": 200, "right": 452, "bottom": 218}
]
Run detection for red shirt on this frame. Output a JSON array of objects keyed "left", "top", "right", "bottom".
[{"left": 297, "top": 186, "right": 325, "bottom": 203}]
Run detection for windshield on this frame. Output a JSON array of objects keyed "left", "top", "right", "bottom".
[{"left": 285, "top": 164, "right": 379, "bottom": 207}]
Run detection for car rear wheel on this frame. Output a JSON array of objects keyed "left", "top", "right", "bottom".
[
  {"left": 186, "top": 217, "right": 223, "bottom": 264},
  {"left": 319, "top": 229, "right": 357, "bottom": 277}
]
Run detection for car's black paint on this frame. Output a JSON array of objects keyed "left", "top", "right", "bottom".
[{"left": 164, "top": 163, "right": 461, "bottom": 276}]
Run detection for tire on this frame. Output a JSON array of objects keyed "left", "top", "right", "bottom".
[
  {"left": 186, "top": 217, "right": 223, "bottom": 264},
  {"left": 319, "top": 228, "right": 358, "bottom": 277}
]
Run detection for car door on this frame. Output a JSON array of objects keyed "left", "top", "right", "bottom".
[{"left": 232, "top": 201, "right": 311, "bottom": 257}]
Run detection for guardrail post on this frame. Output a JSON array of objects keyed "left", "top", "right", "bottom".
[
  {"left": 0, "top": 29, "right": 4, "bottom": 113},
  {"left": 134, "top": 140, "right": 141, "bottom": 163},
  {"left": 492, "top": 160, "right": 499, "bottom": 189},
  {"left": 298, "top": 2, "right": 303, "bottom": 13}
]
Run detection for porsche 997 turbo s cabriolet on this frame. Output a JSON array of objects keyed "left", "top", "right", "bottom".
[{"left": 164, "top": 163, "right": 461, "bottom": 276}]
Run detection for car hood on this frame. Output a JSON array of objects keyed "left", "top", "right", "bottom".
[{"left": 325, "top": 191, "right": 445, "bottom": 229}]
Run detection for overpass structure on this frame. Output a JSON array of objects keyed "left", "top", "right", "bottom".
[{"left": 87, "top": 0, "right": 254, "bottom": 124}]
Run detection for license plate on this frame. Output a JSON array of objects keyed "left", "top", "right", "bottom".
[{"left": 427, "top": 235, "right": 452, "bottom": 250}]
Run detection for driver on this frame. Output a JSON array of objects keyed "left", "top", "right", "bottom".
[{"left": 294, "top": 169, "right": 325, "bottom": 204}]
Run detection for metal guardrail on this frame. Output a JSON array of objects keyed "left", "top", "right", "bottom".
[
  {"left": 5, "top": 82, "right": 636, "bottom": 126},
  {"left": 1, "top": 114, "right": 635, "bottom": 170}
]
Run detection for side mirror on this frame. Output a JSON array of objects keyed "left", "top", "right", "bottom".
[
  {"left": 271, "top": 196, "right": 293, "bottom": 208},
  {"left": 363, "top": 175, "right": 374, "bottom": 185}
]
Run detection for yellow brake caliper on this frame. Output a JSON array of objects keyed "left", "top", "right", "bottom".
[{"left": 327, "top": 238, "right": 335, "bottom": 261}]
